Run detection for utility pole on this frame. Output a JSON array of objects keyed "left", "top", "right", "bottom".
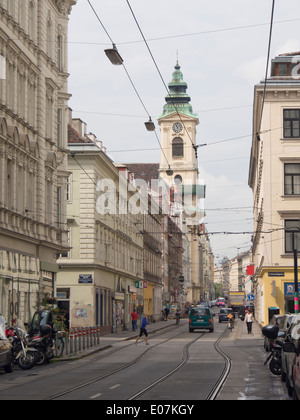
[
  {"left": 294, "top": 248, "right": 299, "bottom": 314},
  {"left": 293, "top": 230, "right": 299, "bottom": 314}
]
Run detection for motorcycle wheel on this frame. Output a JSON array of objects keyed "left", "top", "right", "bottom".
[
  {"left": 269, "top": 358, "right": 282, "bottom": 376},
  {"left": 17, "top": 351, "right": 37, "bottom": 370},
  {"left": 36, "top": 351, "right": 46, "bottom": 365}
]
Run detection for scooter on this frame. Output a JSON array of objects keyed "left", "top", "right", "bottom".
[{"left": 264, "top": 340, "right": 282, "bottom": 375}]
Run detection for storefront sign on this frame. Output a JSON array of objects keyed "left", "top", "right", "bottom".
[{"left": 135, "top": 281, "right": 148, "bottom": 289}]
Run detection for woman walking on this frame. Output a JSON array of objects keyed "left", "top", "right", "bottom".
[{"left": 245, "top": 309, "right": 254, "bottom": 334}]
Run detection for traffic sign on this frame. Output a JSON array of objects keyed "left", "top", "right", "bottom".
[{"left": 248, "top": 294, "right": 255, "bottom": 301}]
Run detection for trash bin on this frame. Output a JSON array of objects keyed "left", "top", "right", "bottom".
[{"left": 268, "top": 307, "right": 280, "bottom": 323}]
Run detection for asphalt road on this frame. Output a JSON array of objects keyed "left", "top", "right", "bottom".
[{"left": 0, "top": 312, "right": 291, "bottom": 402}]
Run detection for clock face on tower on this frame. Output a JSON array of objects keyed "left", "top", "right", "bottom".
[{"left": 172, "top": 122, "right": 183, "bottom": 133}]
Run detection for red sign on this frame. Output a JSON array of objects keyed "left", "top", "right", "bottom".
[{"left": 247, "top": 265, "right": 255, "bottom": 276}]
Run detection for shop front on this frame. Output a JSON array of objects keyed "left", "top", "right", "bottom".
[{"left": 258, "top": 267, "right": 300, "bottom": 324}]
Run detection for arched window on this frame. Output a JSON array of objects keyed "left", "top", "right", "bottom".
[{"left": 172, "top": 137, "right": 183, "bottom": 157}]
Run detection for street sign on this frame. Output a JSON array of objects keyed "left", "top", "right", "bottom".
[
  {"left": 78, "top": 274, "right": 93, "bottom": 284},
  {"left": 248, "top": 294, "right": 255, "bottom": 301}
]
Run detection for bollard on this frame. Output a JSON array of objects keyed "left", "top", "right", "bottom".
[
  {"left": 69, "top": 328, "right": 74, "bottom": 355},
  {"left": 78, "top": 328, "right": 82, "bottom": 351},
  {"left": 97, "top": 326, "right": 100, "bottom": 345},
  {"left": 82, "top": 327, "right": 86, "bottom": 350},
  {"left": 74, "top": 328, "right": 78, "bottom": 354},
  {"left": 86, "top": 327, "right": 90, "bottom": 349}
]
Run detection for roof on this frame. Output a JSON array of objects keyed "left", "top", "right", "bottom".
[
  {"left": 68, "top": 124, "right": 93, "bottom": 144},
  {"left": 124, "top": 163, "right": 159, "bottom": 185}
]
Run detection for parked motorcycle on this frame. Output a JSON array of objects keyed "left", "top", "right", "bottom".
[
  {"left": 264, "top": 340, "right": 282, "bottom": 375},
  {"left": 6, "top": 324, "right": 38, "bottom": 370},
  {"left": 28, "top": 324, "right": 57, "bottom": 365},
  {"left": 262, "top": 323, "right": 282, "bottom": 375},
  {"left": 25, "top": 310, "right": 58, "bottom": 365}
]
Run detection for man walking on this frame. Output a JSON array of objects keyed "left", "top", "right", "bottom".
[
  {"left": 131, "top": 309, "right": 138, "bottom": 331},
  {"left": 164, "top": 306, "right": 170, "bottom": 321},
  {"left": 136, "top": 314, "right": 150, "bottom": 345}
]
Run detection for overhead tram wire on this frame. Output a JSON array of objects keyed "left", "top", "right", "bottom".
[
  {"left": 125, "top": 0, "right": 206, "bottom": 159},
  {"left": 86, "top": 0, "right": 172, "bottom": 172},
  {"left": 257, "top": 0, "right": 276, "bottom": 140}
]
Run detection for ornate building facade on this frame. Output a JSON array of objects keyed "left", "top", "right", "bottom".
[{"left": 0, "top": 0, "right": 76, "bottom": 324}]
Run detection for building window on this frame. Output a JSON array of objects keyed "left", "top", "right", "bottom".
[
  {"left": 285, "top": 219, "right": 300, "bottom": 253},
  {"left": 284, "top": 163, "right": 300, "bottom": 195},
  {"left": 28, "top": 1, "right": 36, "bottom": 41},
  {"left": 172, "top": 137, "right": 184, "bottom": 157},
  {"left": 278, "top": 63, "right": 288, "bottom": 76},
  {"left": 283, "top": 109, "right": 300, "bottom": 138},
  {"left": 57, "top": 108, "right": 63, "bottom": 147},
  {"left": 57, "top": 35, "right": 63, "bottom": 71}
]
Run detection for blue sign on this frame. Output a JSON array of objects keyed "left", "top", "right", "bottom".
[
  {"left": 248, "top": 294, "right": 255, "bottom": 301},
  {"left": 79, "top": 274, "right": 93, "bottom": 284},
  {"left": 284, "top": 283, "right": 300, "bottom": 296}
]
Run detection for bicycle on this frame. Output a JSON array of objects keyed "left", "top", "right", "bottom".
[
  {"left": 228, "top": 317, "right": 234, "bottom": 332},
  {"left": 53, "top": 331, "right": 65, "bottom": 357}
]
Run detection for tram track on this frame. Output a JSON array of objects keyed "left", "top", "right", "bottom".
[
  {"left": 128, "top": 325, "right": 231, "bottom": 401},
  {"left": 48, "top": 321, "right": 232, "bottom": 400},
  {"left": 0, "top": 319, "right": 232, "bottom": 400},
  {"left": 47, "top": 325, "right": 192, "bottom": 400}
]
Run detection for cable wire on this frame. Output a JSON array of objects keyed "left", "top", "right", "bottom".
[
  {"left": 86, "top": 0, "right": 171, "bottom": 169},
  {"left": 257, "top": 0, "right": 276, "bottom": 138}
]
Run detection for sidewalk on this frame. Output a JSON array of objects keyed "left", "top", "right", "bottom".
[{"left": 217, "top": 319, "right": 291, "bottom": 400}]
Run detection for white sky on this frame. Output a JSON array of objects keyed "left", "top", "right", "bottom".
[{"left": 67, "top": 0, "right": 300, "bottom": 261}]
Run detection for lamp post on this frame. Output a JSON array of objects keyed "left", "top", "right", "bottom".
[
  {"left": 294, "top": 247, "right": 299, "bottom": 314},
  {"left": 292, "top": 230, "right": 299, "bottom": 314}
]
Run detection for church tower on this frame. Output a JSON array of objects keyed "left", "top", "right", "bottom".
[{"left": 158, "top": 62, "right": 204, "bottom": 217}]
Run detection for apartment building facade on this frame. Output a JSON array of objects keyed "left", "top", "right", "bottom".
[
  {"left": 57, "top": 118, "right": 156, "bottom": 333},
  {"left": 249, "top": 52, "right": 300, "bottom": 325},
  {"left": 0, "top": 0, "right": 75, "bottom": 324}
]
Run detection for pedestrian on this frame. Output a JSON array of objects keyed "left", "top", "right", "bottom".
[
  {"left": 164, "top": 306, "right": 170, "bottom": 321},
  {"left": 131, "top": 309, "right": 138, "bottom": 331},
  {"left": 136, "top": 314, "right": 150, "bottom": 345},
  {"left": 245, "top": 309, "right": 254, "bottom": 334},
  {"left": 227, "top": 311, "right": 234, "bottom": 330}
]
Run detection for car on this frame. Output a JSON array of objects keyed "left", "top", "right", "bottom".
[
  {"left": 282, "top": 335, "right": 300, "bottom": 399},
  {"left": 292, "top": 339, "right": 300, "bottom": 400},
  {"left": 0, "top": 316, "right": 14, "bottom": 374},
  {"left": 25, "top": 310, "right": 55, "bottom": 337},
  {"left": 280, "top": 314, "right": 300, "bottom": 396},
  {"left": 189, "top": 306, "right": 215, "bottom": 333},
  {"left": 263, "top": 314, "right": 284, "bottom": 352},
  {"left": 219, "top": 308, "right": 235, "bottom": 323},
  {"left": 217, "top": 298, "right": 226, "bottom": 307}
]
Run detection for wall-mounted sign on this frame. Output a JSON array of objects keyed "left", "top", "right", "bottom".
[
  {"left": 284, "top": 283, "right": 300, "bottom": 296},
  {"left": 78, "top": 274, "right": 93, "bottom": 284},
  {"left": 268, "top": 272, "right": 285, "bottom": 277},
  {"left": 135, "top": 281, "right": 148, "bottom": 289}
]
